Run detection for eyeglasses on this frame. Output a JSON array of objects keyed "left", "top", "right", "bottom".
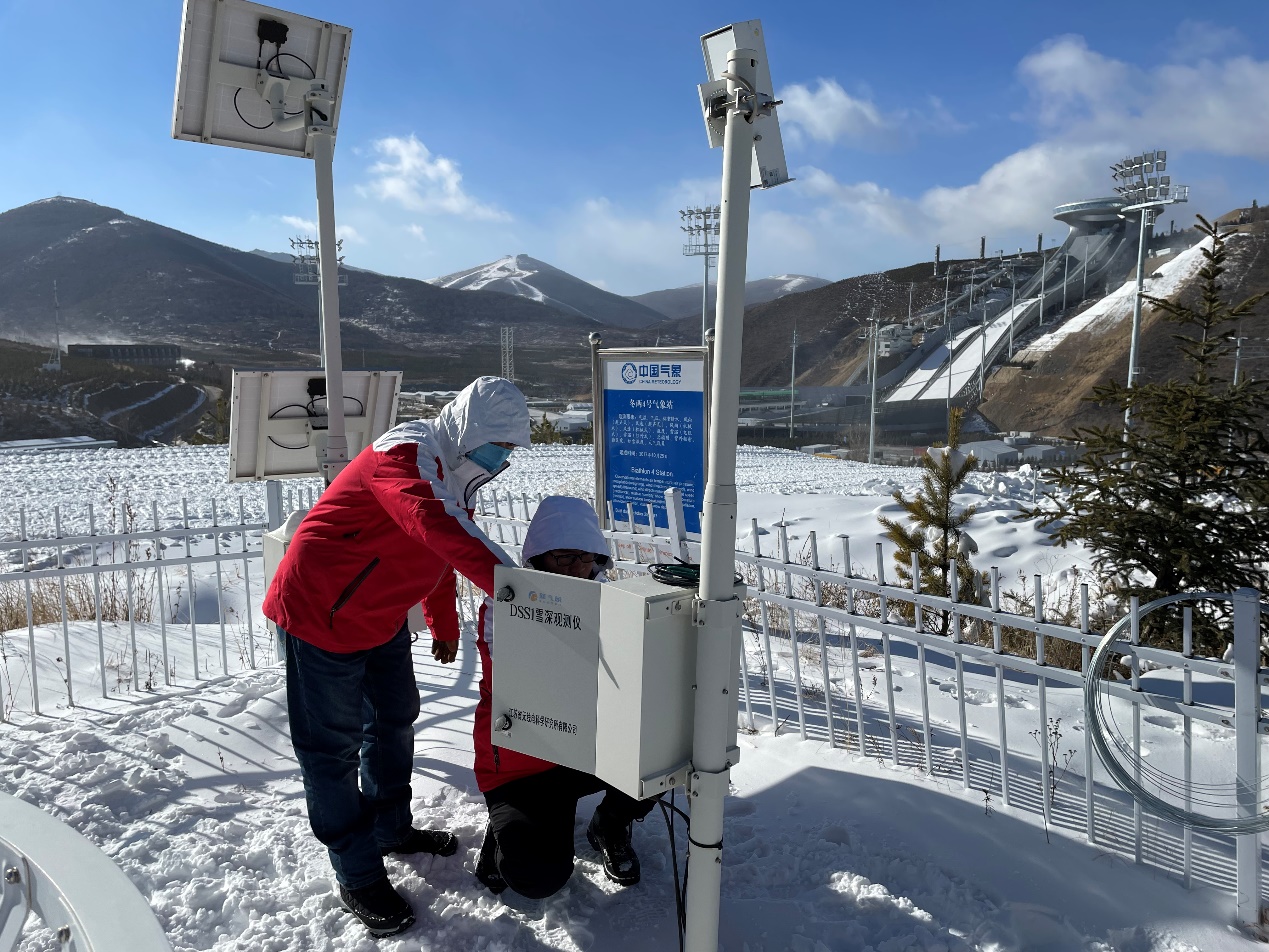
[{"left": 545, "top": 551, "right": 603, "bottom": 567}]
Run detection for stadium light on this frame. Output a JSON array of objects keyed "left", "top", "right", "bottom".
[
  {"left": 1114, "top": 147, "right": 1188, "bottom": 436},
  {"left": 680, "top": 204, "right": 722, "bottom": 346}
]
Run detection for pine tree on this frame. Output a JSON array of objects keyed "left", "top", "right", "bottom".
[
  {"left": 878, "top": 407, "right": 980, "bottom": 633},
  {"left": 1030, "top": 217, "right": 1269, "bottom": 651},
  {"left": 530, "top": 416, "right": 564, "bottom": 444}
]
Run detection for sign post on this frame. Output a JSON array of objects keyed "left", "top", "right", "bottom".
[{"left": 591, "top": 336, "right": 711, "bottom": 535}]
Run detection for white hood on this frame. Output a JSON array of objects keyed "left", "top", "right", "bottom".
[
  {"left": 522, "top": 496, "right": 610, "bottom": 570},
  {"left": 435, "top": 376, "right": 532, "bottom": 467}
]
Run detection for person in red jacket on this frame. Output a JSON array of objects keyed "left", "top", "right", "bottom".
[
  {"left": 264, "top": 376, "right": 530, "bottom": 939},
  {"left": 471, "top": 495, "right": 657, "bottom": 902}
]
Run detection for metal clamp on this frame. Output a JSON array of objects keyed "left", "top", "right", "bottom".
[
  {"left": 693, "top": 596, "right": 741, "bottom": 627},
  {"left": 496, "top": 586, "right": 515, "bottom": 603}
]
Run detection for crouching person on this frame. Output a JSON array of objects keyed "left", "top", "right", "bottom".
[{"left": 471, "top": 495, "right": 657, "bottom": 900}]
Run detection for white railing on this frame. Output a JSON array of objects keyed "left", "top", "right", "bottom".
[
  {"left": 1, "top": 483, "right": 1264, "bottom": 933},
  {"left": 471, "top": 485, "right": 1266, "bottom": 924},
  {"left": 0, "top": 789, "right": 170, "bottom": 951}
]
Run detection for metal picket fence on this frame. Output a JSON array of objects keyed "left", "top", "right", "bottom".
[
  {"left": 0, "top": 481, "right": 1265, "bottom": 935},
  {"left": 471, "top": 485, "right": 1268, "bottom": 926}
]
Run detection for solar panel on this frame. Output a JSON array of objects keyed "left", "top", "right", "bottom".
[
  {"left": 699, "top": 20, "right": 790, "bottom": 189},
  {"left": 173, "top": 0, "right": 352, "bottom": 159}
]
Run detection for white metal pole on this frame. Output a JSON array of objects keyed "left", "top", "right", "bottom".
[
  {"left": 1232, "top": 587, "right": 1262, "bottom": 929},
  {"left": 685, "top": 46, "right": 757, "bottom": 952},
  {"left": 1009, "top": 267, "right": 1016, "bottom": 359},
  {"left": 701, "top": 250, "right": 711, "bottom": 347},
  {"left": 1123, "top": 207, "right": 1151, "bottom": 436},
  {"left": 1062, "top": 253, "right": 1069, "bottom": 313},
  {"left": 312, "top": 132, "right": 349, "bottom": 484},
  {"left": 868, "top": 319, "right": 878, "bottom": 464},
  {"left": 788, "top": 327, "right": 796, "bottom": 438},
  {"left": 979, "top": 307, "right": 987, "bottom": 398},
  {"left": 1040, "top": 251, "right": 1046, "bottom": 327}
]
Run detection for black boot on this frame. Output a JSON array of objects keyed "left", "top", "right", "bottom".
[
  {"left": 585, "top": 812, "right": 640, "bottom": 886},
  {"left": 381, "top": 827, "right": 458, "bottom": 857},
  {"left": 339, "top": 877, "right": 415, "bottom": 938},
  {"left": 475, "top": 822, "right": 507, "bottom": 894}
]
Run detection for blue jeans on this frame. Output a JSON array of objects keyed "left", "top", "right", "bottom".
[{"left": 284, "top": 624, "right": 421, "bottom": 889}]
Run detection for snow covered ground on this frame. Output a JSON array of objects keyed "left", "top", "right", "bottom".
[{"left": 0, "top": 445, "right": 1258, "bottom": 951}]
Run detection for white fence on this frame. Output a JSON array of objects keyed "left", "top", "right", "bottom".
[
  {"left": 471, "top": 486, "right": 1268, "bottom": 924},
  {"left": 0, "top": 483, "right": 1265, "bottom": 932}
]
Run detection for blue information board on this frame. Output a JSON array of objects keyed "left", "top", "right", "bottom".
[{"left": 600, "top": 356, "right": 706, "bottom": 535}]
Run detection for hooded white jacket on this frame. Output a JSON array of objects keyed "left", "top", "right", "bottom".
[{"left": 264, "top": 376, "right": 530, "bottom": 652}]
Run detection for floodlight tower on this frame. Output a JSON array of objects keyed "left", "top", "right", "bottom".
[
  {"left": 691, "top": 20, "right": 790, "bottom": 952},
  {"left": 173, "top": 0, "right": 353, "bottom": 484},
  {"left": 1111, "top": 149, "right": 1188, "bottom": 434},
  {"left": 681, "top": 205, "right": 721, "bottom": 345},
  {"left": 500, "top": 326, "right": 515, "bottom": 382}
]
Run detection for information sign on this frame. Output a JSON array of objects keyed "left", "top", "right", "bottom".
[{"left": 593, "top": 346, "right": 709, "bottom": 536}]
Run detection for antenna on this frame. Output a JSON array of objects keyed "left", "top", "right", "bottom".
[{"left": 500, "top": 326, "right": 515, "bottom": 382}]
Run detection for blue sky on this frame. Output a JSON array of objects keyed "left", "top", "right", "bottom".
[{"left": 2, "top": 1, "right": 1268, "bottom": 296}]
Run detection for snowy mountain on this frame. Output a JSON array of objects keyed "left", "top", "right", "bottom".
[
  {"left": 0, "top": 198, "right": 593, "bottom": 358},
  {"left": 429, "top": 254, "right": 665, "bottom": 330},
  {"left": 630, "top": 273, "right": 833, "bottom": 319}
]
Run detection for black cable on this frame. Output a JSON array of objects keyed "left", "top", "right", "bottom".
[
  {"left": 308, "top": 395, "right": 366, "bottom": 414},
  {"left": 648, "top": 562, "right": 743, "bottom": 589},
  {"left": 659, "top": 799, "right": 685, "bottom": 952},
  {"left": 233, "top": 87, "right": 273, "bottom": 130},
  {"left": 267, "top": 402, "right": 315, "bottom": 451},
  {"left": 265, "top": 50, "right": 315, "bottom": 79}
]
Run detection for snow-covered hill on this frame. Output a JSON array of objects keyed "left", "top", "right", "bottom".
[{"left": 430, "top": 254, "right": 665, "bottom": 330}]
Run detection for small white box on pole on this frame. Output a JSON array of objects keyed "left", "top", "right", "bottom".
[{"left": 490, "top": 566, "right": 742, "bottom": 799}]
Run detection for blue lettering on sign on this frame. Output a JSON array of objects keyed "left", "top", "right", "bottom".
[{"left": 602, "top": 363, "right": 705, "bottom": 535}]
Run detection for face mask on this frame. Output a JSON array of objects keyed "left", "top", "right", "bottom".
[{"left": 466, "top": 442, "right": 514, "bottom": 473}]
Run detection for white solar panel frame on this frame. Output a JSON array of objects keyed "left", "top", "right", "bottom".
[
  {"left": 699, "top": 19, "right": 790, "bottom": 189},
  {"left": 228, "top": 369, "right": 401, "bottom": 481},
  {"left": 173, "top": 0, "right": 351, "bottom": 159}
]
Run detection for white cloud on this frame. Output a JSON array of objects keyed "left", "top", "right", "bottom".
[
  {"left": 780, "top": 80, "right": 896, "bottom": 146},
  {"left": 406, "top": 223, "right": 426, "bottom": 241},
  {"left": 278, "top": 215, "right": 363, "bottom": 243},
  {"left": 1018, "top": 34, "right": 1269, "bottom": 159},
  {"left": 779, "top": 80, "right": 966, "bottom": 149},
  {"left": 358, "top": 135, "right": 509, "bottom": 221}
]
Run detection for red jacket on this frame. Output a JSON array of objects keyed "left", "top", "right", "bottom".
[
  {"left": 263, "top": 377, "right": 531, "bottom": 653},
  {"left": 473, "top": 601, "right": 555, "bottom": 792}
]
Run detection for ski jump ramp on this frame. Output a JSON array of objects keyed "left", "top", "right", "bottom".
[{"left": 886, "top": 298, "right": 1041, "bottom": 403}]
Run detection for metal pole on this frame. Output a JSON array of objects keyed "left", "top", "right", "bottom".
[
  {"left": 685, "top": 46, "right": 757, "bottom": 952},
  {"left": 1233, "top": 331, "right": 1244, "bottom": 386},
  {"left": 978, "top": 307, "right": 987, "bottom": 398},
  {"left": 701, "top": 251, "right": 711, "bottom": 347},
  {"left": 868, "top": 318, "right": 878, "bottom": 464},
  {"left": 1082, "top": 239, "right": 1089, "bottom": 298},
  {"left": 311, "top": 132, "right": 348, "bottom": 485},
  {"left": 1009, "top": 266, "right": 1016, "bottom": 359},
  {"left": 944, "top": 272, "right": 952, "bottom": 417},
  {"left": 1232, "top": 588, "right": 1262, "bottom": 929},
  {"left": 1040, "top": 250, "right": 1046, "bottom": 327},
  {"left": 1123, "top": 207, "right": 1151, "bottom": 435},
  {"left": 1062, "top": 252, "right": 1069, "bottom": 312},
  {"left": 788, "top": 327, "right": 797, "bottom": 438}
]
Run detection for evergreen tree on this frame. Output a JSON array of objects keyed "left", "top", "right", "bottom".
[
  {"left": 878, "top": 407, "right": 980, "bottom": 633},
  {"left": 530, "top": 416, "right": 564, "bottom": 444},
  {"left": 1030, "top": 217, "right": 1269, "bottom": 650}
]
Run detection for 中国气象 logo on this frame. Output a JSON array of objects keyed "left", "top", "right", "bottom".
[{"left": 621, "top": 362, "right": 638, "bottom": 385}]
